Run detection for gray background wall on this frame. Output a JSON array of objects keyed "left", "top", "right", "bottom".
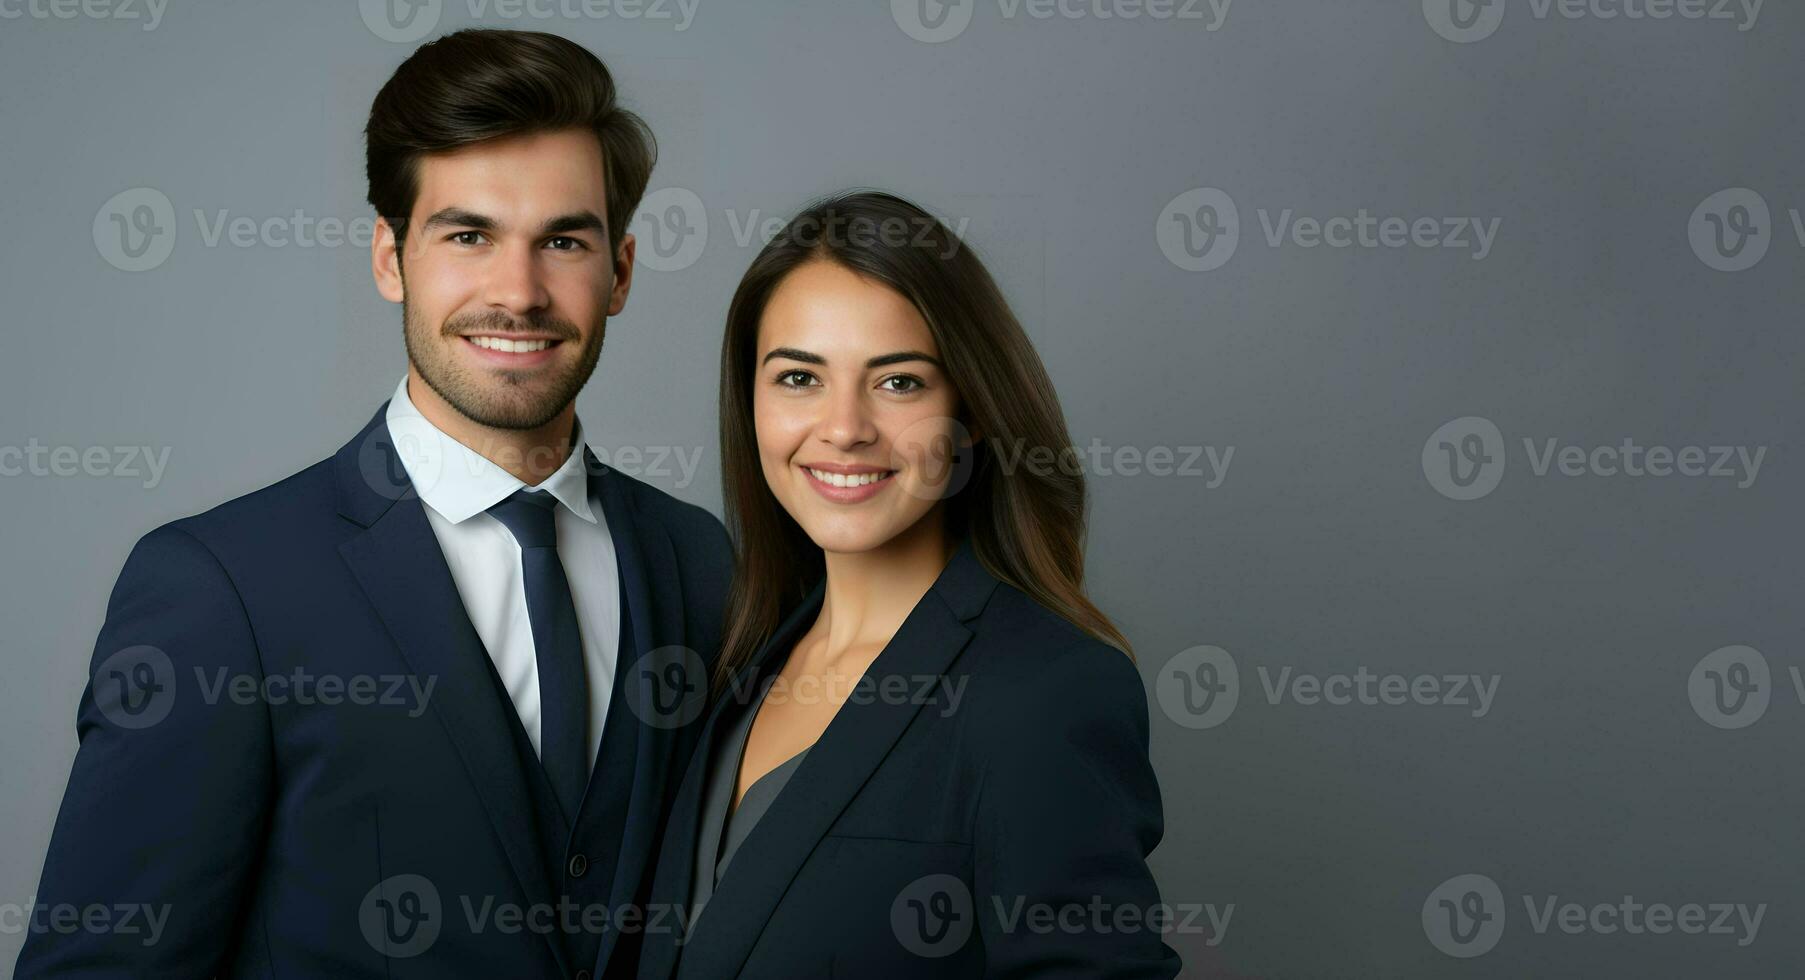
[{"left": 2, "top": 1, "right": 1799, "bottom": 976}]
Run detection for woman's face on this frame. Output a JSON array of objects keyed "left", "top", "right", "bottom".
[{"left": 752, "top": 259, "right": 966, "bottom": 555}]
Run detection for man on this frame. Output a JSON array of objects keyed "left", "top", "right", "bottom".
[{"left": 17, "top": 29, "right": 728, "bottom": 979}]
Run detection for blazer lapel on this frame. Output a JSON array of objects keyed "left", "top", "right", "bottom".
[
  {"left": 587, "top": 450, "right": 696, "bottom": 973},
  {"left": 636, "top": 578, "right": 827, "bottom": 980},
  {"left": 333, "top": 405, "right": 570, "bottom": 977},
  {"left": 673, "top": 539, "right": 998, "bottom": 979}
]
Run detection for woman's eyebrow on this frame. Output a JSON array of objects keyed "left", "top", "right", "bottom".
[
  {"left": 865, "top": 350, "right": 943, "bottom": 369},
  {"left": 762, "top": 346, "right": 825, "bottom": 366},
  {"left": 761, "top": 347, "right": 943, "bottom": 369}
]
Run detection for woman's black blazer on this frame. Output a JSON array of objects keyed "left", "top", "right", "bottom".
[{"left": 635, "top": 536, "right": 1182, "bottom": 979}]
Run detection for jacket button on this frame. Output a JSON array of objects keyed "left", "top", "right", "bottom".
[
  {"left": 576, "top": 971, "right": 591, "bottom": 980},
  {"left": 568, "top": 853, "right": 588, "bottom": 878}
]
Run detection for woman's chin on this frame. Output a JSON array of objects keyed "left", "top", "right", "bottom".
[{"left": 793, "top": 516, "right": 901, "bottom": 557}]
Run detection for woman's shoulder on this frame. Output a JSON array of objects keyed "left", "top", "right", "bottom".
[{"left": 956, "top": 581, "right": 1148, "bottom": 732}]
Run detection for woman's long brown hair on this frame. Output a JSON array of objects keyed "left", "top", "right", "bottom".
[{"left": 714, "top": 190, "right": 1132, "bottom": 690}]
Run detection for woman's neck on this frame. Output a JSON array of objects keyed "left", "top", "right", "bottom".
[{"left": 811, "top": 515, "right": 956, "bottom": 663}]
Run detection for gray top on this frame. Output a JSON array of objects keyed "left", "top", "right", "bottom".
[{"left": 686, "top": 672, "right": 809, "bottom": 935}]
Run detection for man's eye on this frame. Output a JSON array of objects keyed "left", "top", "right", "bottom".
[
  {"left": 547, "top": 236, "right": 586, "bottom": 251},
  {"left": 451, "top": 231, "right": 485, "bottom": 246}
]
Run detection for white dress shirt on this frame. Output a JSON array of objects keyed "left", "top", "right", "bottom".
[{"left": 385, "top": 375, "right": 620, "bottom": 771}]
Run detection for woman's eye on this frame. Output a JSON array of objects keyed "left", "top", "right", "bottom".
[
  {"left": 776, "top": 370, "right": 818, "bottom": 388},
  {"left": 880, "top": 375, "right": 925, "bottom": 393}
]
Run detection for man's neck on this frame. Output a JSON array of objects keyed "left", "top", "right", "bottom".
[{"left": 405, "top": 368, "right": 577, "bottom": 487}]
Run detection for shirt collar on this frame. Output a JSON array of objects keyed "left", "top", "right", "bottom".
[{"left": 384, "top": 375, "right": 599, "bottom": 526}]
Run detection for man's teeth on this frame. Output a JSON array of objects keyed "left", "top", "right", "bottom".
[
  {"left": 807, "top": 468, "right": 893, "bottom": 488},
  {"left": 469, "top": 336, "right": 553, "bottom": 353}
]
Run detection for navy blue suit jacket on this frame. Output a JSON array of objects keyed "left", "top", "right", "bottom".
[
  {"left": 637, "top": 537, "right": 1182, "bottom": 979},
  {"left": 16, "top": 403, "right": 732, "bottom": 979}
]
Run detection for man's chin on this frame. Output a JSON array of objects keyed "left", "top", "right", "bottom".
[
  {"left": 429, "top": 374, "right": 576, "bottom": 431},
  {"left": 453, "top": 397, "right": 570, "bottom": 432},
  {"left": 409, "top": 334, "right": 601, "bottom": 433}
]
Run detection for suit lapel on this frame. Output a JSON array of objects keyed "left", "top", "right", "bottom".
[
  {"left": 587, "top": 450, "right": 696, "bottom": 973},
  {"left": 673, "top": 540, "right": 997, "bottom": 979},
  {"left": 332, "top": 405, "right": 570, "bottom": 976}
]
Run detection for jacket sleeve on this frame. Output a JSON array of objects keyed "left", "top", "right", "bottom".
[
  {"left": 972, "top": 642, "right": 1183, "bottom": 979},
  {"left": 15, "top": 524, "right": 274, "bottom": 979}
]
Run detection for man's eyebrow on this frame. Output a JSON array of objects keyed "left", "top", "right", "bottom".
[
  {"left": 761, "top": 347, "right": 944, "bottom": 369},
  {"left": 418, "top": 208, "right": 608, "bottom": 238},
  {"left": 540, "top": 211, "right": 608, "bottom": 237}
]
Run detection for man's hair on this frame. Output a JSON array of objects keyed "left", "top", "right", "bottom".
[{"left": 364, "top": 28, "right": 655, "bottom": 257}]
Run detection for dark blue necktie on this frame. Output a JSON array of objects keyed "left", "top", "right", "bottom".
[{"left": 487, "top": 488, "right": 589, "bottom": 823}]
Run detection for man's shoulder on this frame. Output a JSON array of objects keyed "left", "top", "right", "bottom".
[
  {"left": 603, "top": 465, "right": 729, "bottom": 555},
  {"left": 157, "top": 451, "right": 345, "bottom": 552},
  {"left": 164, "top": 400, "right": 395, "bottom": 545}
]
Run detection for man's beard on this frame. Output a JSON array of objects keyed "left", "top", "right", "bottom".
[{"left": 401, "top": 290, "right": 604, "bottom": 431}]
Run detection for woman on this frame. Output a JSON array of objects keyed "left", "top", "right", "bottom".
[{"left": 636, "top": 192, "right": 1181, "bottom": 978}]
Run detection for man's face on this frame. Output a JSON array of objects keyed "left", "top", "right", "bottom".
[{"left": 372, "top": 126, "right": 635, "bottom": 431}]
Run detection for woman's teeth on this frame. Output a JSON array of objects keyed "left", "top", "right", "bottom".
[
  {"left": 807, "top": 468, "right": 893, "bottom": 488},
  {"left": 468, "top": 336, "right": 553, "bottom": 353}
]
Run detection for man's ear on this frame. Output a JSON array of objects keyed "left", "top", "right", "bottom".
[
  {"left": 607, "top": 231, "right": 636, "bottom": 316},
  {"left": 372, "top": 216, "right": 405, "bottom": 303}
]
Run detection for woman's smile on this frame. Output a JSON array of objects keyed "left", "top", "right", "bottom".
[{"left": 799, "top": 463, "right": 897, "bottom": 503}]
